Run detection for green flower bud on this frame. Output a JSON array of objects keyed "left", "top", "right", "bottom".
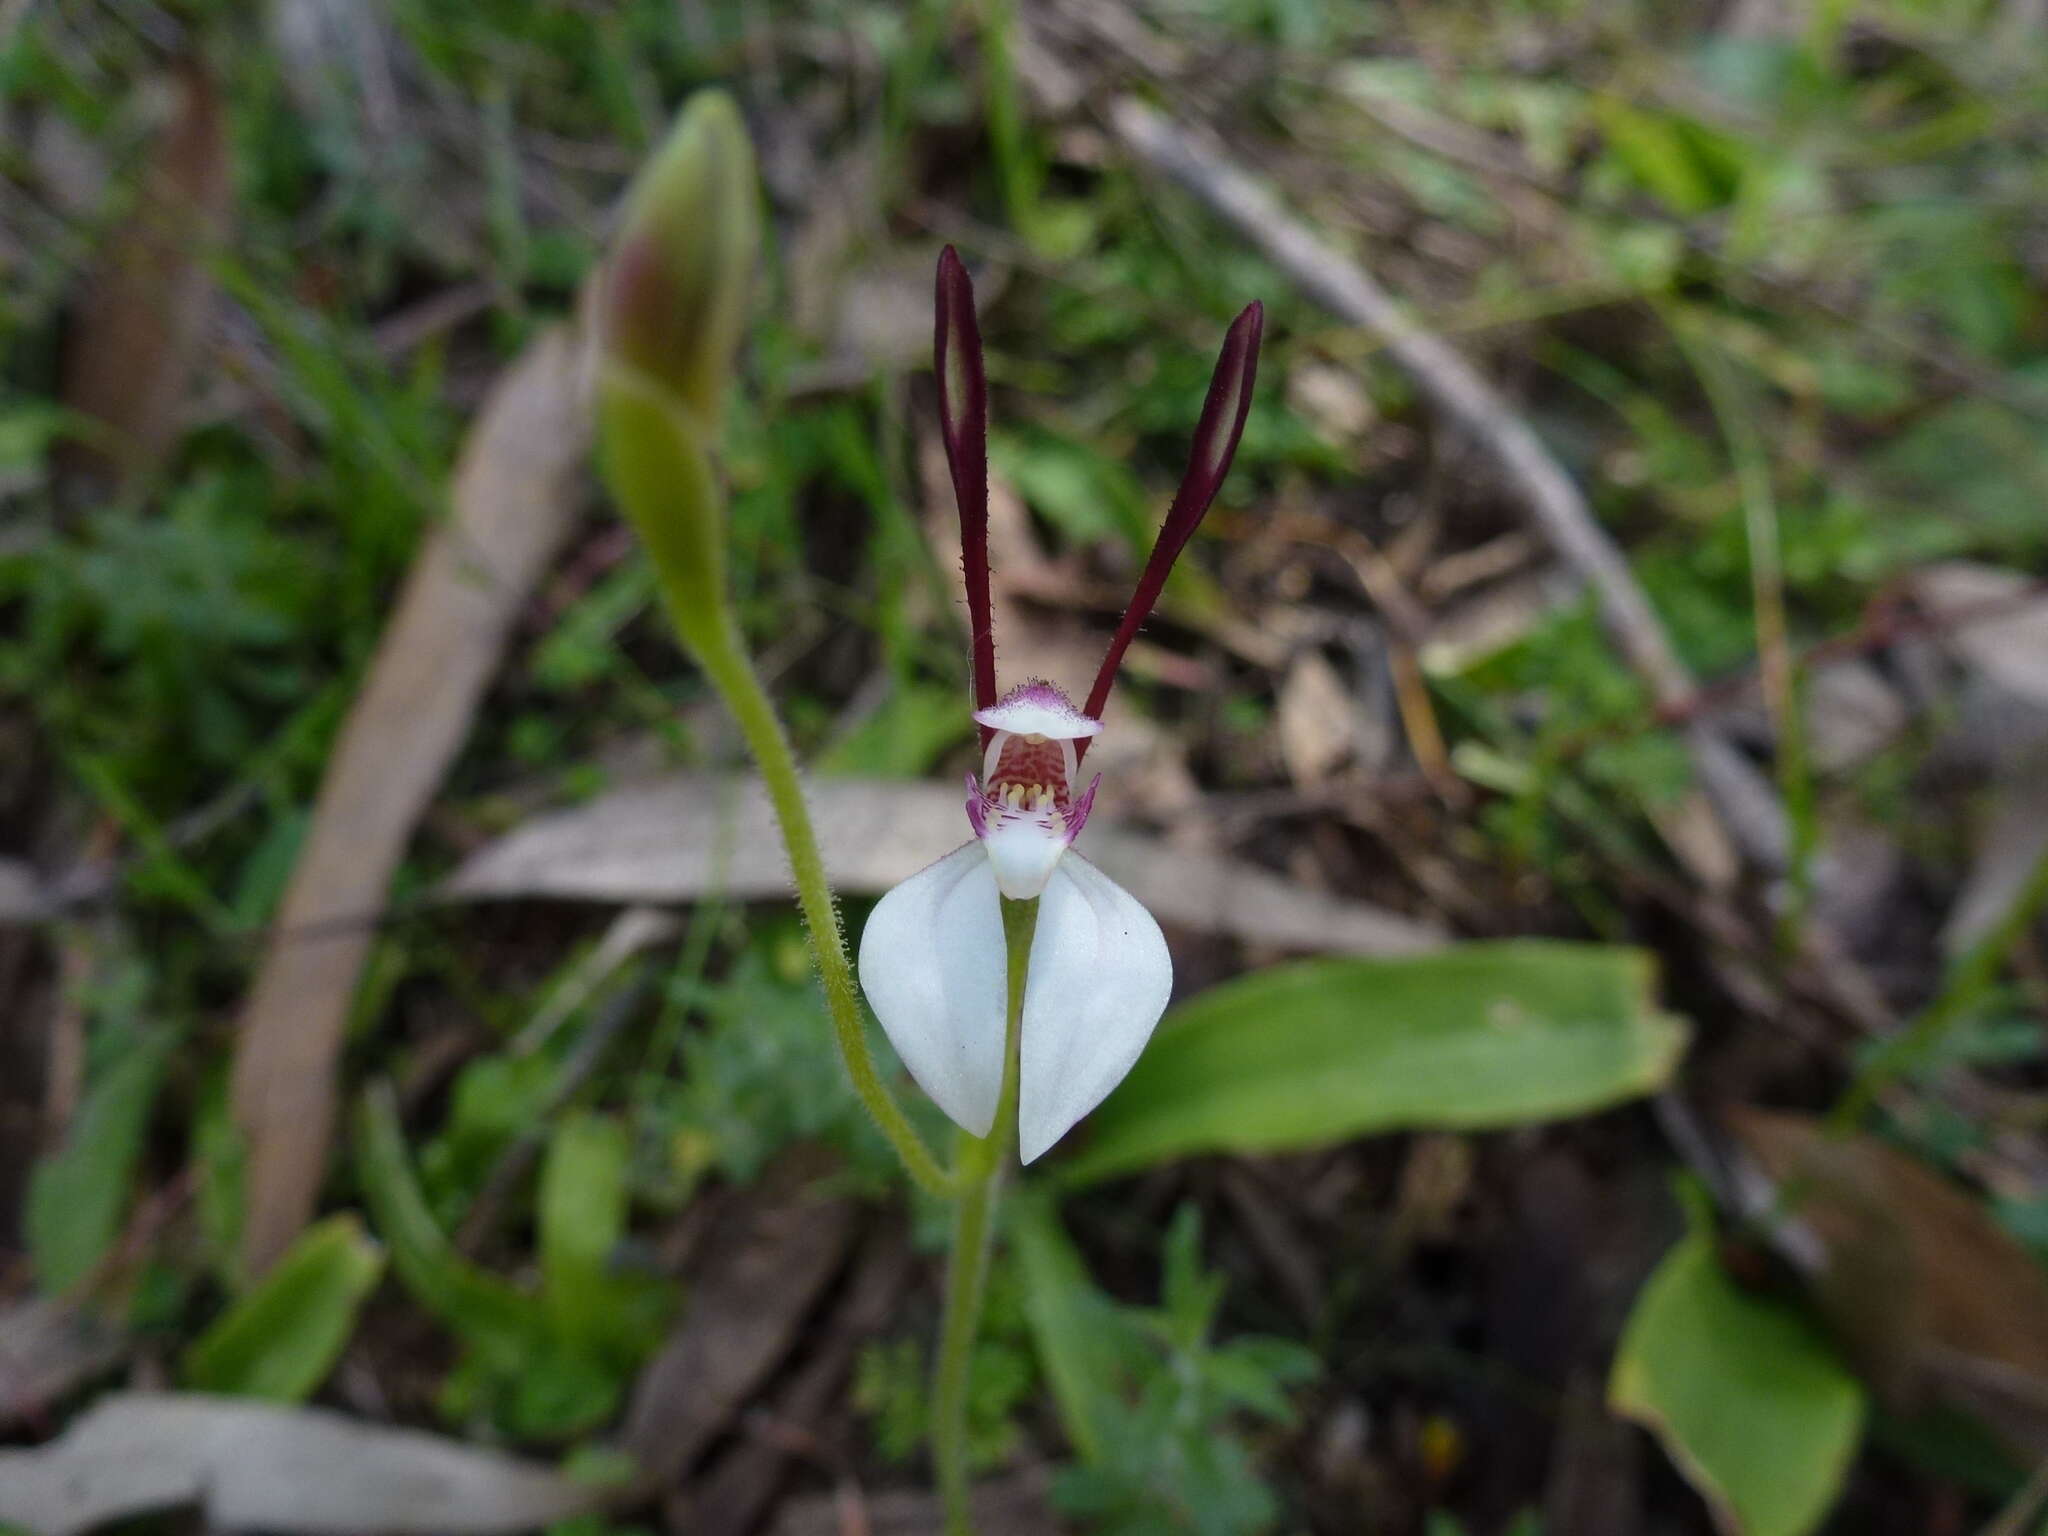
[
  {"left": 597, "top": 366, "right": 729, "bottom": 659},
  {"left": 601, "top": 90, "right": 759, "bottom": 427}
]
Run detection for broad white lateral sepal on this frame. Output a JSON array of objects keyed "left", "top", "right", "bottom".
[{"left": 859, "top": 845, "right": 1170, "bottom": 1163}]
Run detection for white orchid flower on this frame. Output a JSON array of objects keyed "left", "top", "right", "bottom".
[{"left": 859, "top": 247, "right": 1264, "bottom": 1164}]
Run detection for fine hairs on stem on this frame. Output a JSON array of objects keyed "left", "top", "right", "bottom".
[
  {"left": 599, "top": 92, "right": 1029, "bottom": 1531},
  {"left": 599, "top": 106, "right": 1256, "bottom": 1529},
  {"left": 932, "top": 895, "right": 1036, "bottom": 1529},
  {"left": 695, "top": 606, "right": 1036, "bottom": 1532},
  {"left": 681, "top": 578, "right": 1028, "bottom": 1535},
  {"left": 689, "top": 621, "right": 955, "bottom": 1198}
]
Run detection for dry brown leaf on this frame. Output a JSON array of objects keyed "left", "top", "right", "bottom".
[
  {"left": 1729, "top": 1107, "right": 2048, "bottom": 1453},
  {"left": 1805, "top": 661, "right": 1908, "bottom": 775},
  {"left": 59, "top": 57, "right": 231, "bottom": 481},
  {"left": 0, "top": 1300, "right": 126, "bottom": 1431},
  {"left": 0, "top": 1392, "right": 598, "bottom": 1536},
  {"left": 1286, "top": 360, "right": 1376, "bottom": 444},
  {"left": 1941, "top": 770, "right": 2048, "bottom": 962},
  {"left": 1943, "top": 774, "right": 2048, "bottom": 957},
  {"left": 1276, "top": 651, "right": 1357, "bottom": 787},
  {"left": 0, "top": 858, "right": 47, "bottom": 924},
  {"left": 672, "top": 1224, "right": 913, "bottom": 1536},
  {"left": 439, "top": 774, "right": 1445, "bottom": 955},
  {"left": 1904, "top": 563, "right": 2048, "bottom": 955},
  {"left": 622, "top": 1146, "right": 856, "bottom": 1487},
  {"left": 1909, "top": 563, "right": 2048, "bottom": 710},
  {"left": 228, "top": 322, "right": 590, "bottom": 1276},
  {"left": 1418, "top": 567, "right": 1577, "bottom": 677}
]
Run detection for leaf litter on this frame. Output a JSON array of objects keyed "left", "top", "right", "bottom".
[{"left": 227, "top": 320, "right": 593, "bottom": 1277}]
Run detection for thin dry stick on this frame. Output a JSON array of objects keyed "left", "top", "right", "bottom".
[
  {"left": 1109, "top": 97, "right": 1789, "bottom": 879},
  {"left": 1106, "top": 99, "right": 2025, "bottom": 1150}
]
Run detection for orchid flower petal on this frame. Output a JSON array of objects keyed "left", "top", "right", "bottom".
[
  {"left": 1017, "top": 853, "right": 1172, "bottom": 1163},
  {"left": 973, "top": 680, "right": 1103, "bottom": 741},
  {"left": 935, "top": 247, "right": 997, "bottom": 721},
  {"left": 1082, "top": 300, "right": 1265, "bottom": 738},
  {"left": 981, "top": 806, "right": 1070, "bottom": 900},
  {"left": 857, "top": 840, "right": 1006, "bottom": 1137}
]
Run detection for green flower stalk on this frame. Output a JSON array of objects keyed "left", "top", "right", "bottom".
[
  {"left": 597, "top": 90, "right": 753, "bottom": 661},
  {"left": 594, "top": 96, "right": 1263, "bottom": 1531},
  {"left": 594, "top": 90, "right": 948, "bottom": 1197},
  {"left": 857, "top": 250, "right": 1263, "bottom": 1529}
]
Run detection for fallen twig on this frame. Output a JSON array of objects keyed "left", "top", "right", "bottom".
[{"left": 1108, "top": 97, "right": 1786, "bottom": 877}]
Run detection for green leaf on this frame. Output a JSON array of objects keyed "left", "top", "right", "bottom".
[
  {"left": 1594, "top": 98, "right": 1747, "bottom": 216},
  {"left": 815, "top": 683, "right": 975, "bottom": 778},
  {"left": 1610, "top": 1222, "right": 1865, "bottom": 1536},
  {"left": 531, "top": 559, "right": 656, "bottom": 692},
  {"left": 28, "top": 1031, "right": 174, "bottom": 1293},
  {"left": 990, "top": 429, "right": 1147, "bottom": 548},
  {"left": 1009, "top": 1192, "right": 1124, "bottom": 1463},
  {"left": 1060, "top": 943, "right": 1688, "bottom": 1185},
  {"left": 192, "top": 1074, "right": 247, "bottom": 1287},
  {"left": 538, "top": 1112, "right": 629, "bottom": 1345},
  {"left": 419, "top": 1052, "right": 557, "bottom": 1223},
  {"left": 352, "top": 1084, "right": 546, "bottom": 1364},
  {"left": 182, "top": 1213, "right": 384, "bottom": 1400},
  {"left": 1866, "top": 397, "right": 2048, "bottom": 559}
]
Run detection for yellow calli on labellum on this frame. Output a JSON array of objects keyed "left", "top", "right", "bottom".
[{"left": 859, "top": 248, "right": 1264, "bottom": 1164}]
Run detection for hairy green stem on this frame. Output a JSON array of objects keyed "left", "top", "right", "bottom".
[
  {"left": 691, "top": 619, "right": 954, "bottom": 1196},
  {"left": 934, "top": 895, "right": 1036, "bottom": 1533}
]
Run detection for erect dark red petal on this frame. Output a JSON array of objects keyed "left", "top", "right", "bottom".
[
  {"left": 1081, "top": 300, "right": 1264, "bottom": 733},
  {"left": 935, "top": 247, "right": 997, "bottom": 723}
]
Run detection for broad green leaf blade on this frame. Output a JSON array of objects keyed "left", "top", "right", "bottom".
[
  {"left": 182, "top": 1213, "right": 384, "bottom": 1400},
  {"left": 1060, "top": 943, "right": 1687, "bottom": 1185},
  {"left": 1610, "top": 1227, "right": 1865, "bottom": 1536},
  {"left": 352, "top": 1084, "right": 546, "bottom": 1364},
  {"left": 28, "top": 1032, "right": 175, "bottom": 1293},
  {"left": 1593, "top": 98, "right": 1745, "bottom": 217}
]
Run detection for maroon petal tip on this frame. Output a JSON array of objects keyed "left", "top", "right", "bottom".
[
  {"left": 935, "top": 248, "right": 997, "bottom": 717},
  {"left": 1081, "top": 301, "right": 1266, "bottom": 726}
]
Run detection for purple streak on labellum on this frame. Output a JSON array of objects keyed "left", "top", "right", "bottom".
[
  {"left": 1079, "top": 301, "right": 1264, "bottom": 752},
  {"left": 963, "top": 772, "right": 988, "bottom": 838},
  {"left": 935, "top": 247, "right": 997, "bottom": 736},
  {"left": 1064, "top": 773, "right": 1101, "bottom": 841}
]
